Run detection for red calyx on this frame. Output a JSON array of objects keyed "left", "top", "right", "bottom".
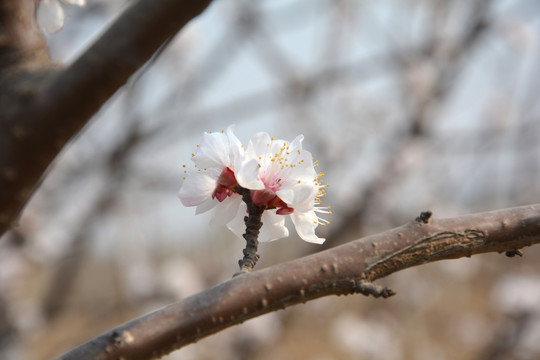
[
  {"left": 250, "top": 189, "right": 294, "bottom": 215},
  {"left": 212, "top": 167, "right": 238, "bottom": 202}
]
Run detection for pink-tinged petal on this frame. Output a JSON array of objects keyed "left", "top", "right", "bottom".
[
  {"left": 210, "top": 195, "right": 242, "bottom": 226},
  {"left": 258, "top": 211, "right": 289, "bottom": 242},
  {"left": 178, "top": 173, "right": 216, "bottom": 206},
  {"left": 290, "top": 210, "right": 325, "bottom": 244},
  {"left": 236, "top": 158, "right": 265, "bottom": 190},
  {"left": 193, "top": 132, "right": 231, "bottom": 170}
]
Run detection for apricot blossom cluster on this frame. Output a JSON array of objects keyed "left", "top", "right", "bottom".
[{"left": 179, "top": 125, "right": 330, "bottom": 244}]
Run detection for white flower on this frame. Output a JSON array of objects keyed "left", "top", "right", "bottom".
[
  {"left": 37, "top": 0, "right": 86, "bottom": 34},
  {"left": 233, "top": 132, "right": 330, "bottom": 244},
  {"left": 179, "top": 126, "right": 330, "bottom": 244},
  {"left": 179, "top": 125, "right": 245, "bottom": 227}
]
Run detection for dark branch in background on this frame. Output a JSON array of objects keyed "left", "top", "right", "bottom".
[
  {"left": 56, "top": 204, "right": 540, "bottom": 360},
  {"left": 0, "top": 0, "right": 212, "bottom": 236},
  {"left": 41, "top": 123, "right": 144, "bottom": 320},
  {"left": 322, "top": 0, "right": 492, "bottom": 249}
]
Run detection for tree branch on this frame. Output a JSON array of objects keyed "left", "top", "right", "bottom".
[
  {"left": 0, "top": 0, "right": 212, "bottom": 235},
  {"left": 56, "top": 204, "right": 540, "bottom": 360}
]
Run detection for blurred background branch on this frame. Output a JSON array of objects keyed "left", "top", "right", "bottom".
[
  {"left": 2, "top": 0, "right": 540, "bottom": 359},
  {"left": 0, "top": 0, "right": 211, "bottom": 235}
]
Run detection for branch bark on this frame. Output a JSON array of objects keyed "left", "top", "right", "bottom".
[
  {"left": 0, "top": 0, "right": 212, "bottom": 235},
  {"left": 56, "top": 204, "right": 540, "bottom": 360}
]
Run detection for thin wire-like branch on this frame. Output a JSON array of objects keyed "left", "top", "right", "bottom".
[
  {"left": 0, "top": 0, "right": 212, "bottom": 235},
  {"left": 56, "top": 204, "right": 540, "bottom": 360}
]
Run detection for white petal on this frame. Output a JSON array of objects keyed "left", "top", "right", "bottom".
[
  {"left": 280, "top": 149, "right": 317, "bottom": 186},
  {"left": 195, "top": 198, "right": 217, "bottom": 215},
  {"left": 226, "top": 203, "right": 248, "bottom": 239},
  {"left": 269, "top": 139, "right": 286, "bottom": 157},
  {"left": 258, "top": 211, "right": 289, "bottom": 242},
  {"left": 236, "top": 158, "right": 265, "bottom": 190},
  {"left": 37, "top": 0, "right": 65, "bottom": 34},
  {"left": 178, "top": 173, "right": 216, "bottom": 206},
  {"left": 246, "top": 132, "right": 272, "bottom": 159},
  {"left": 291, "top": 210, "right": 325, "bottom": 244},
  {"left": 289, "top": 134, "right": 304, "bottom": 152},
  {"left": 226, "top": 125, "right": 244, "bottom": 170},
  {"left": 210, "top": 195, "right": 242, "bottom": 226},
  {"left": 193, "top": 131, "right": 231, "bottom": 170},
  {"left": 276, "top": 183, "right": 316, "bottom": 206}
]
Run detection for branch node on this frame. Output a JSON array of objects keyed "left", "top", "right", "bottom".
[
  {"left": 505, "top": 249, "right": 523, "bottom": 257},
  {"left": 415, "top": 210, "right": 432, "bottom": 224},
  {"left": 353, "top": 280, "right": 396, "bottom": 298}
]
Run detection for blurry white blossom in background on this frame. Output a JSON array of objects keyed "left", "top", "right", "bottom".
[{"left": 36, "top": 0, "right": 86, "bottom": 34}]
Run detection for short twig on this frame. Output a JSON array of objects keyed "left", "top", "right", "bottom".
[
  {"left": 234, "top": 189, "right": 264, "bottom": 276},
  {"left": 505, "top": 249, "right": 523, "bottom": 257},
  {"left": 353, "top": 280, "right": 396, "bottom": 298},
  {"left": 415, "top": 211, "right": 432, "bottom": 224}
]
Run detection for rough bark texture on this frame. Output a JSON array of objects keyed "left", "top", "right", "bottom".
[
  {"left": 56, "top": 204, "right": 540, "bottom": 360},
  {"left": 0, "top": 0, "right": 212, "bottom": 235},
  {"left": 236, "top": 188, "right": 264, "bottom": 275}
]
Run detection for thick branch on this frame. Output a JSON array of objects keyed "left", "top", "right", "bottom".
[
  {"left": 0, "top": 0, "right": 212, "bottom": 235},
  {"left": 56, "top": 204, "right": 540, "bottom": 360}
]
